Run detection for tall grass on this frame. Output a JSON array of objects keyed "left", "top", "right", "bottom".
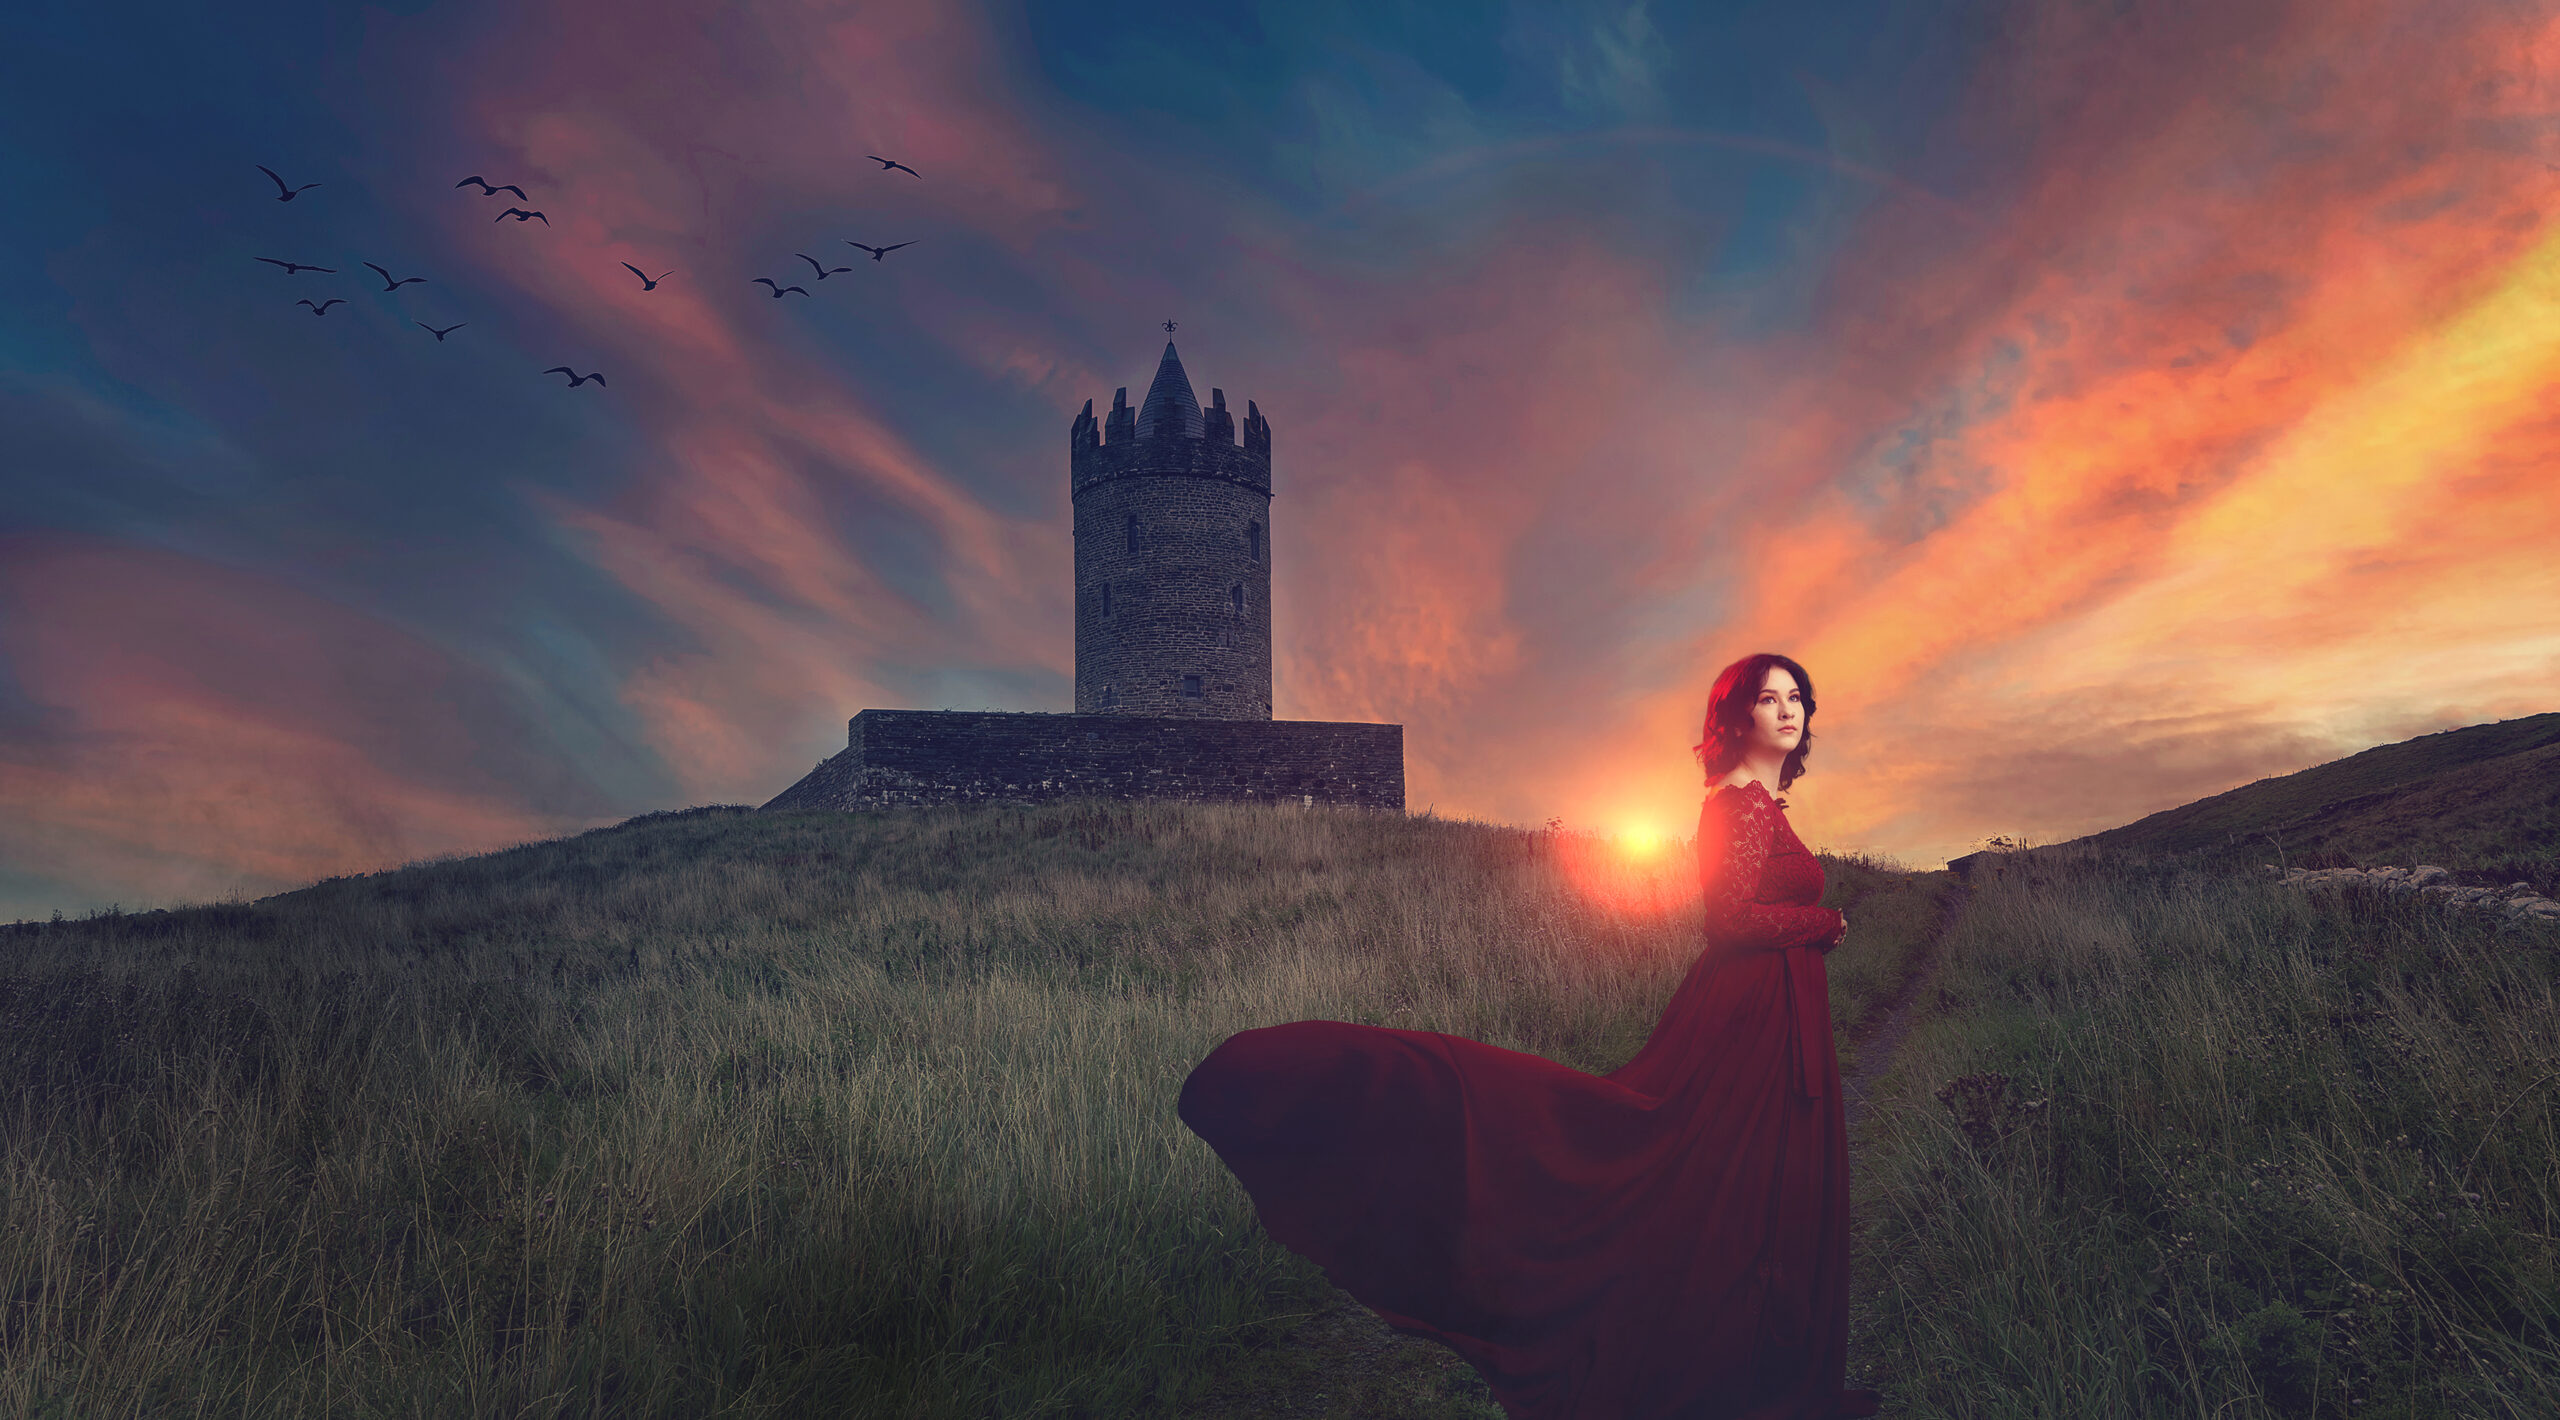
[
  {"left": 1853, "top": 847, "right": 2560, "bottom": 1418},
  {"left": 4, "top": 798, "right": 1852, "bottom": 1418}
]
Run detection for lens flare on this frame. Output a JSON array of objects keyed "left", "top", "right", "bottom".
[{"left": 1542, "top": 824, "right": 1690, "bottom": 927}]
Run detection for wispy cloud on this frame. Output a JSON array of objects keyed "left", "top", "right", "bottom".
[{"left": 4, "top": 0, "right": 2553, "bottom": 917}]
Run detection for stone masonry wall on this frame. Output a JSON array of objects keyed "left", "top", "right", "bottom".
[
  {"left": 1073, "top": 473, "right": 1272, "bottom": 719},
  {"left": 1071, "top": 380, "right": 1274, "bottom": 721},
  {"left": 2260, "top": 863, "right": 2560, "bottom": 928},
  {"left": 759, "top": 709, "right": 1403, "bottom": 813}
]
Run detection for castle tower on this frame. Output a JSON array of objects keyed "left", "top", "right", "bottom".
[{"left": 1070, "top": 343, "right": 1273, "bottom": 718}]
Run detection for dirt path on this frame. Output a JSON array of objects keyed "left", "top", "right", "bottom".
[
  {"left": 1843, "top": 873, "right": 1970, "bottom": 1139},
  {"left": 1838, "top": 874, "right": 1972, "bottom": 1409},
  {"left": 1183, "top": 875, "right": 1976, "bottom": 1418}
]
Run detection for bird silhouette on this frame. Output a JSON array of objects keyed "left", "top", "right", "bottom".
[
  {"left": 845, "top": 240, "right": 914, "bottom": 261},
  {"left": 752, "top": 278, "right": 811, "bottom": 298},
  {"left": 543, "top": 366, "right": 606, "bottom": 387},
  {"left": 621, "top": 262, "right": 673, "bottom": 290},
  {"left": 257, "top": 164, "right": 321, "bottom": 201},
  {"left": 417, "top": 321, "right": 467, "bottom": 341},
  {"left": 257, "top": 257, "right": 334, "bottom": 276},
  {"left": 865, "top": 155, "right": 921, "bottom": 178},
  {"left": 296, "top": 298, "right": 345, "bottom": 315},
  {"left": 495, "top": 207, "right": 549, "bottom": 225},
  {"left": 796, "top": 252, "right": 853, "bottom": 279},
  {"left": 363, "top": 262, "right": 427, "bottom": 291},
  {"left": 454, "top": 175, "right": 529, "bottom": 199}
]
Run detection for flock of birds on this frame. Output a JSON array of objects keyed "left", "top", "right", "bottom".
[{"left": 249, "top": 154, "right": 927, "bottom": 389}]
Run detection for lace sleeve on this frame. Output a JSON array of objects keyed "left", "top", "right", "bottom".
[{"left": 1698, "top": 785, "right": 1844, "bottom": 954}]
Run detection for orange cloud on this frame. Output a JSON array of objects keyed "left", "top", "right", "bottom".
[{"left": 1602, "top": 0, "right": 2560, "bottom": 866}]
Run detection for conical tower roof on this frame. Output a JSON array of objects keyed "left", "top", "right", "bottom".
[{"left": 1134, "top": 342, "right": 1203, "bottom": 440}]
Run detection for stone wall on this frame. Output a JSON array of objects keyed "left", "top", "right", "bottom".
[
  {"left": 2260, "top": 863, "right": 2560, "bottom": 927},
  {"left": 760, "top": 709, "right": 1404, "bottom": 814},
  {"left": 1073, "top": 472, "right": 1272, "bottom": 719},
  {"left": 1070, "top": 372, "right": 1274, "bottom": 721}
]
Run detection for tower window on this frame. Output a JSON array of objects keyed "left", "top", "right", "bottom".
[
  {"left": 1248, "top": 521, "right": 1262, "bottom": 562},
  {"left": 1181, "top": 675, "right": 1202, "bottom": 698},
  {"left": 1230, "top": 584, "right": 1244, "bottom": 616},
  {"left": 1102, "top": 684, "right": 1117, "bottom": 707},
  {"left": 1101, "top": 582, "right": 1111, "bottom": 616},
  {"left": 1125, "top": 514, "right": 1140, "bottom": 555}
]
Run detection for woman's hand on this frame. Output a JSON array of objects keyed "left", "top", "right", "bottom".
[{"left": 1826, "top": 911, "right": 1848, "bottom": 953}]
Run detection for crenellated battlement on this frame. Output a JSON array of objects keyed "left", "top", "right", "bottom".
[{"left": 1069, "top": 345, "right": 1271, "bottom": 498}]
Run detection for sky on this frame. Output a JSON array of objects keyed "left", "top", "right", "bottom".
[{"left": 4, "top": 0, "right": 2557, "bottom": 920}]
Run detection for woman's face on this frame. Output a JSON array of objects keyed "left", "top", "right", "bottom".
[{"left": 1748, "top": 667, "right": 1805, "bottom": 759}]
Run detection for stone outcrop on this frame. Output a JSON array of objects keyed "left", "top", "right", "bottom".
[{"left": 2259, "top": 863, "right": 2560, "bottom": 927}]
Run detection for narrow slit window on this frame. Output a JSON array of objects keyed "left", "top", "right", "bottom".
[
  {"left": 1230, "top": 584, "right": 1244, "bottom": 615},
  {"left": 1102, "top": 684, "right": 1117, "bottom": 707},
  {"left": 1181, "top": 675, "right": 1202, "bottom": 698},
  {"left": 1125, "top": 514, "right": 1139, "bottom": 555},
  {"left": 1248, "top": 521, "right": 1262, "bottom": 562}
]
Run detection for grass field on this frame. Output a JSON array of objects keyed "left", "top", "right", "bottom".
[
  {"left": 1854, "top": 847, "right": 2560, "bottom": 1418},
  {"left": 2, "top": 796, "right": 2552, "bottom": 1417}
]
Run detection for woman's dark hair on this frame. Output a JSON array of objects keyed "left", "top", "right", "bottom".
[{"left": 1693, "top": 653, "right": 1818, "bottom": 795}]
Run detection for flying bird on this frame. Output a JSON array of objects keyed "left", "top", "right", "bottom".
[
  {"left": 543, "top": 366, "right": 606, "bottom": 387},
  {"left": 363, "top": 262, "right": 427, "bottom": 291},
  {"left": 621, "top": 262, "right": 673, "bottom": 290},
  {"left": 796, "top": 252, "right": 852, "bottom": 279},
  {"left": 494, "top": 207, "right": 549, "bottom": 225},
  {"left": 256, "top": 164, "right": 321, "bottom": 201},
  {"left": 752, "top": 278, "right": 811, "bottom": 298},
  {"left": 844, "top": 240, "right": 914, "bottom": 261},
  {"left": 454, "top": 175, "right": 528, "bottom": 199},
  {"left": 865, "top": 155, "right": 921, "bottom": 178},
  {"left": 296, "top": 298, "right": 345, "bottom": 315},
  {"left": 417, "top": 321, "right": 466, "bottom": 341},
  {"left": 256, "top": 257, "right": 334, "bottom": 275}
]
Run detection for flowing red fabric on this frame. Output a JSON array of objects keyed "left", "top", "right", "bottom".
[{"left": 1178, "top": 781, "right": 1882, "bottom": 1419}]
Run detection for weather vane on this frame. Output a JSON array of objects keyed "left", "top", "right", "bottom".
[{"left": 1163, "top": 318, "right": 1177, "bottom": 333}]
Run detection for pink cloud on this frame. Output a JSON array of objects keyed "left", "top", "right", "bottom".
[{"left": 0, "top": 536, "right": 578, "bottom": 909}]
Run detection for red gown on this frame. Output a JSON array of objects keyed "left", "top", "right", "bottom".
[{"left": 1177, "top": 780, "right": 1882, "bottom": 1419}]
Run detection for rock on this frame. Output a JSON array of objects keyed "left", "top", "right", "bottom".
[{"left": 2260, "top": 863, "right": 2560, "bottom": 928}]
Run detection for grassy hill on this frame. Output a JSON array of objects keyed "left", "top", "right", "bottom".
[
  {"left": 2022, "top": 712, "right": 2560, "bottom": 892},
  {"left": 0, "top": 798, "right": 1920, "bottom": 1418},
  {"left": 5, "top": 782, "right": 2554, "bottom": 1417}
]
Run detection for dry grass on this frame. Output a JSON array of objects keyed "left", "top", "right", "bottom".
[
  {"left": 1854, "top": 848, "right": 2560, "bottom": 1418},
  {"left": 0, "top": 798, "right": 1783, "bottom": 1418}
]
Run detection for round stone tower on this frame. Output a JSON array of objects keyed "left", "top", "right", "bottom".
[{"left": 1071, "top": 343, "right": 1272, "bottom": 718}]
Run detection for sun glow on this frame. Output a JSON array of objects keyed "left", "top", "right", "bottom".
[{"left": 1540, "top": 822, "right": 1692, "bottom": 926}]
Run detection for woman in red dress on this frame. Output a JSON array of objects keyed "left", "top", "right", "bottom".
[{"left": 1178, "top": 652, "right": 1883, "bottom": 1419}]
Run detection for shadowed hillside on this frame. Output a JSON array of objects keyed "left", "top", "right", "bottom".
[{"left": 2013, "top": 712, "right": 2560, "bottom": 892}]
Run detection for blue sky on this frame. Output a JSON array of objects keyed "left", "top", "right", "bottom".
[{"left": 5, "top": 0, "right": 2555, "bottom": 917}]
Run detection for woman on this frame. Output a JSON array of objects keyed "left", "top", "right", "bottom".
[{"left": 1177, "top": 652, "right": 1881, "bottom": 1418}]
